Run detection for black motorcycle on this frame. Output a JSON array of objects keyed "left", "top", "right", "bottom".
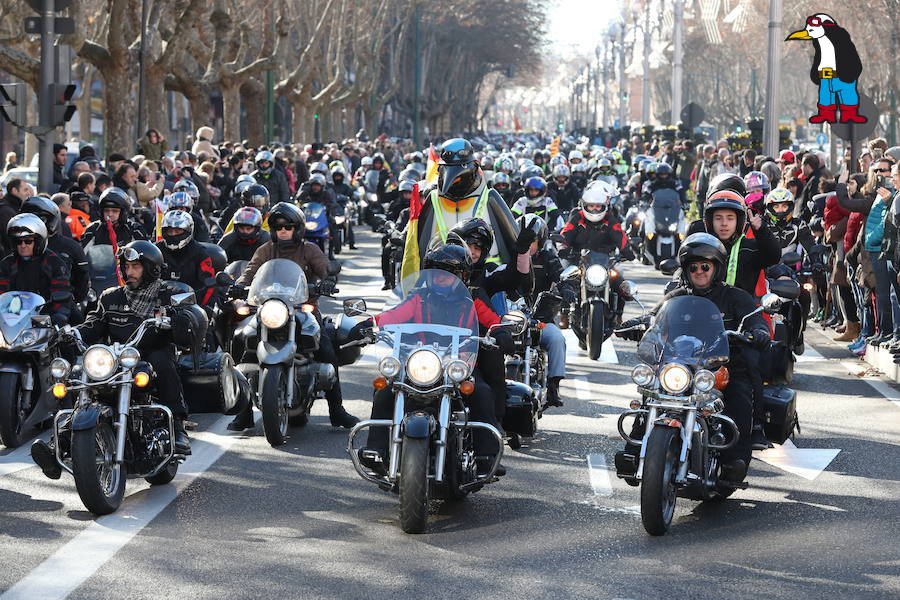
[{"left": 641, "top": 189, "right": 686, "bottom": 268}]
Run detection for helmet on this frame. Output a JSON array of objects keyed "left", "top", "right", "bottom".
[
  {"left": 579, "top": 181, "right": 612, "bottom": 223},
  {"left": 161, "top": 209, "right": 195, "bottom": 250},
  {"left": 520, "top": 164, "right": 543, "bottom": 182},
  {"left": 646, "top": 161, "right": 659, "bottom": 177},
  {"left": 234, "top": 179, "right": 255, "bottom": 199},
  {"left": 438, "top": 140, "right": 482, "bottom": 201},
  {"left": 496, "top": 157, "right": 515, "bottom": 173},
  {"left": 21, "top": 196, "right": 61, "bottom": 236},
  {"left": 232, "top": 207, "right": 263, "bottom": 244},
  {"left": 7, "top": 213, "right": 48, "bottom": 254},
  {"left": 267, "top": 202, "right": 306, "bottom": 244},
  {"left": 549, "top": 155, "right": 566, "bottom": 169},
  {"left": 743, "top": 170, "right": 770, "bottom": 193},
  {"left": 399, "top": 167, "right": 419, "bottom": 182},
  {"left": 703, "top": 190, "right": 747, "bottom": 243},
  {"left": 311, "top": 162, "right": 329, "bottom": 176},
  {"left": 568, "top": 150, "right": 584, "bottom": 163},
  {"left": 638, "top": 158, "right": 652, "bottom": 173},
  {"left": 410, "top": 151, "right": 424, "bottom": 164},
  {"left": 255, "top": 150, "right": 274, "bottom": 173},
  {"left": 167, "top": 191, "right": 194, "bottom": 212},
  {"left": 677, "top": 232, "right": 728, "bottom": 287},
  {"left": 518, "top": 213, "right": 548, "bottom": 248},
  {"left": 309, "top": 173, "right": 327, "bottom": 188},
  {"left": 241, "top": 183, "right": 270, "bottom": 212},
  {"left": 398, "top": 179, "right": 415, "bottom": 193},
  {"left": 361, "top": 156, "right": 373, "bottom": 168},
  {"left": 449, "top": 217, "right": 494, "bottom": 265},
  {"left": 423, "top": 242, "right": 473, "bottom": 285},
  {"left": 235, "top": 174, "right": 256, "bottom": 185},
  {"left": 491, "top": 171, "right": 511, "bottom": 191},
  {"left": 552, "top": 164, "right": 571, "bottom": 180},
  {"left": 707, "top": 172, "right": 746, "bottom": 199},
  {"left": 372, "top": 153, "right": 385, "bottom": 166},
  {"left": 533, "top": 150, "right": 544, "bottom": 162},
  {"left": 656, "top": 163, "right": 673, "bottom": 179},
  {"left": 118, "top": 240, "right": 164, "bottom": 289},
  {"left": 99, "top": 187, "right": 131, "bottom": 225},
  {"left": 481, "top": 155, "right": 494, "bottom": 169},
  {"left": 523, "top": 176, "right": 547, "bottom": 205},
  {"left": 571, "top": 162, "right": 587, "bottom": 175},
  {"left": 765, "top": 188, "right": 795, "bottom": 222},
  {"left": 597, "top": 158, "right": 612, "bottom": 172},
  {"left": 331, "top": 165, "right": 347, "bottom": 179},
  {"left": 173, "top": 179, "right": 200, "bottom": 200}
]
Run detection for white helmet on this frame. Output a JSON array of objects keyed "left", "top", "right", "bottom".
[
  {"left": 361, "top": 156, "right": 373, "bottom": 167},
  {"left": 579, "top": 181, "right": 611, "bottom": 223},
  {"left": 568, "top": 150, "right": 584, "bottom": 163}
]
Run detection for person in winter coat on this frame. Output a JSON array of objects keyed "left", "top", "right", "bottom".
[
  {"left": 138, "top": 129, "right": 169, "bottom": 161},
  {"left": 191, "top": 126, "right": 219, "bottom": 160}
]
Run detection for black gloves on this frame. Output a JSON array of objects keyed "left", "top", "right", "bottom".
[
  {"left": 516, "top": 226, "right": 537, "bottom": 254},
  {"left": 615, "top": 317, "right": 647, "bottom": 342},
  {"left": 317, "top": 277, "right": 338, "bottom": 297},
  {"left": 348, "top": 318, "right": 375, "bottom": 343},
  {"left": 559, "top": 283, "right": 578, "bottom": 304},
  {"left": 228, "top": 284, "right": 247, "bottom": 300},
  {"left": 492, "top": 329, "right": 515, "bottom": 355}
]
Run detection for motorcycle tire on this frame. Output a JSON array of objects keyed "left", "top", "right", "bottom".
[
  {"left": 588, "top": 304, "right": 606, "bottom": 361},
  {"left": 398, "top": 436, "right": 430, "bottom": 534},
  {"left": 0, "top": 372, "right": 25, "bottom": 448},
  {"left": 260, "top": 366, "right": 289, "bottom": 447},
  {"left": 507, "top": 433, "right": 522, "bottom": 450},
  {"left": 72, "top": 422, "right": 125, "bottom": 515},
  {"left": 640, "top": 426, "right": 680, "bottom": 536},
  {"left": 145, "top": 460, "right": 179, "bottom": 485}
]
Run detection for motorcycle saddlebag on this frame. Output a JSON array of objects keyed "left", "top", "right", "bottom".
[
  {"left": 759, "top": 341, "right": 793, "bottom": 385},
  {"left": 762, "top": 384, "right": 799, "bottom": 444},
  {"left": 177, "top": 351, "right": 241, "bottom": 415},
  {"left": 503, "top": 380, "right": 537, "bottom": 437}
]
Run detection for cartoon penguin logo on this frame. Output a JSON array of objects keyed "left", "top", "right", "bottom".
[{"left": 786, "top": 13, "right": 866, "bottom": 124}]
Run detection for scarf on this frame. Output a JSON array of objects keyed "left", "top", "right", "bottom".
[
  {"left": 124, "top": 279, "right": 161, "bottom": 319},
  {"left": 106, "top": 219, "right": 125, "bottom": 286}
]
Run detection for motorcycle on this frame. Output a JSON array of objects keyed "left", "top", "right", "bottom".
[
  {"left": 344, "top": 270, "right": 520, "bottom": 533},
  {"left": 334, "top": 193, "right": 354, "bottom": 253},
  {"left": 229, "top": 259, "right": 337, "bottom": 446},
  {"left": 568, "top": 252, "right": 636, "bottom": 360},
  {"left": 623, "top": 197, "right": 650, "bottom": 263},
  {"left": 303, "top": 201, "right": 332, "bottom": 259},
  {"left": 85, "top": 244, "right": 118, "bottom": 301},
  {"left": 641, "top": 189, "right": 686, "bottom": 268},
  {"left": 0, "top": 291, "right": 64, "bottom": 448},
  {"left": 48, "top": 291, "right": 203, "bottom": 515},
  {"left": 377, "top": 217, "right": 406, "bottom": 291},
  {"left": 614, "top": 293, "right": 786, "bottom": 535},
  {"left": 361, "top": 170, "right": 385, "bottom": 230}
]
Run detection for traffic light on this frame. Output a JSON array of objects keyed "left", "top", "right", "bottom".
[
  {"left": 0, "top": 83, "right": 27, "bottom": 127},
  {"left": 48, "top": 83, "right": 75, "bottom": 126}
]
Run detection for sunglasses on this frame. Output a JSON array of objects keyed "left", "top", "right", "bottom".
[
  {"left": 273, "top": 223, "right": 295, "bottom": 231},
  {"left": 875, "top": 168, "right": 890, "bottom": 174},
  {"left": 688, "top": 263, "right": 712, "bottom": 273},
  {"left": 15, "top": 238, "right": 35, "bottom": 246}
]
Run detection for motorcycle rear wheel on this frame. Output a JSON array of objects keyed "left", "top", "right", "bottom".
[
  {"left": 399, "top": 437, "right": 430, "bottom": 534},
  {"left": 72, "top": 422, "right": 125, "bottom": 515},
  {"left": 0, "top": 373, "right": 25, "bottom": 448},
  {"left": 588, "top": 304, "right": 606, "bottom": 361},
  {"left": 640, "top": 426, "right": 680, "bottom": 535},
  {"left": 260, "top": 366, "right": 289, "bottom": 447}
]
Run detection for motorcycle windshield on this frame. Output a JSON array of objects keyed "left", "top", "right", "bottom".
[
  {"left": 86, "top": 245, "right": 118, "bottom": 292},
  {"left": 651, "top": 189, "right": 681, "bottom": 226},
  {"left": 0, "top": 291, "right": 44, "bottom": 327},
  {"left": 378, "top": 269, "right": 478, "bottom": 374},
  {"left": 364, "top": 170, "right": 380, "bottom": 193},
  {"left": 247, "top": 258, "right": 309, "bottom": 306},
  {"left": 581, "top": 250, "right": 610, "bottom": 266},
  {"left": 305, "top": 202, "right": 326, "bottom": 221},
  {"left": 637, "top": 295, "right": 730, "bottom": 369}
]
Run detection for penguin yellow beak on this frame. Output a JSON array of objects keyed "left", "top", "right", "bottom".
[{"left": 786, "top": 29, "right": 812, "bottom": 40}]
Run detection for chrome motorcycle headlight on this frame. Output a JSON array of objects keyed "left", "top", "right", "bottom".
[
  {"left": 119, "top": 346, "right": 141, "bottom": 369},
  {"left": 693, "top": 369, "right": 716, "bottom": 392},
  {"left": 83, "top": 345, "right": 117, "bottom": 380},
  {"left": 378, "top": 356, "right": 401, "bottom": 378},
  {"left": 668, "top": 223, "right": 678, "bottom": 232},
  {"left": 659, "top": 363, "right": 691, "bottom": 395},
  {"left": 50, "top": 357, "right": 70, "bottom": 379},
  {"left": 446, "top": 359, "right": 470, "bottom": 383},
  {"left": 334, "top": 215, "right": 346, "bottom": 225},
  {"left": 14, "top": 328, "right": 42, "bottom": 346},
  {"left": 259, "top": 299, "right": 289, "bottom": 329},
  {"left": 631, "top": 363, "right": 654, "bottom": 387},
  {"left": 406, "top": 349, "right": 442, "bottom": 386},
  {"left": 305, "top": 221, "right": 318, "bottom": 231},
  {"left": 584, "top": 264, "right": 608, "bottom": 287}
]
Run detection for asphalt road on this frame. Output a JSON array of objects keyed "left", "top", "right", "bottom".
[{"left": 1, "top": 228, "right": 898, "bottom": 600}]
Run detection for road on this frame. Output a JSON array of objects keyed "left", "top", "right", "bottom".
[{"left": 1, "top": 228, "right": 898, "bottom": 600}]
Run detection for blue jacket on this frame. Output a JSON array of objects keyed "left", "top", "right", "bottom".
[{"left": 864, "top": 198, "right": 887, "bottom": 253}]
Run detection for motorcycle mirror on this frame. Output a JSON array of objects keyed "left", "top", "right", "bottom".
[
  {"left": 343, "top": 298, "right": 367, "bottom": 317},
  {"left": 781, "top": 251, "right": 802, "bottom": 267},
  {"left": 502, "top": 310, "right": 528, "bottom": 336},
  {"left": 761, "top": 293, "right": 782, "bottom": 313},
  {"left": 560, "top": 265, "right": 581, "bottom": 282},
  {"left": 659, "top": 259, "right": 680, "bottom": 276},
  {"left": 216, "top": 271, "right": 235, "bottom": 287},
  {"left": 31, "top": 314, "right": 51, "bottom": 327},
  {"left": 619, "top": 280, "right": 638, "bottom": 300},
  {"left": 171, "top": 292, "right": 197, "bottom": 307},
  {"left": 769, "top": 278, "right": 801, "bottom": 300}
]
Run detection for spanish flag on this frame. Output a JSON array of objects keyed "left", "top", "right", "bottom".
[
  {"left": 399, "top": 182, "right": 423, "bottom": 281},
  {"left": 425, "top": 143, "right": 440, "bottom": 186},
  {"left": 155, "top": 196, "right": 167, "bottom": 242}
]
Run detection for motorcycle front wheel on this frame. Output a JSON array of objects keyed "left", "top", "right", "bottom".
[
  {"left": 399, "top": 437, "right": 430, "bottom": 534},
  {"left": 640, "top": 426, "right": 680, "bottom": 535},
  {"left": 72, "top": 421, "right": 125, "bottom": 515},
  {"left": 588, "top": 303, "right": 606, "bottom": 361},
  {"left": 145, "top": 459, "right": 179, "bottom": 485},
  {"left": 0, "top": 372, "right": 25, "bottom": 448},
  {"left": 260, "top": 366, "right": 289, "bottom": 447}
]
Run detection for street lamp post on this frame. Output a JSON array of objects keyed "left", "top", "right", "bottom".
[
  {"left": 763, "top": 0, "right": 782, "bottom": 156},
  {"left": 619, "top": 24, "right": 627, "bottom": 129},
  {"left": 641, "top": 3, "right": 651, "bottom": 124},
  {"left": 670, "top": 0, "right": 684, "bottom": 127}
]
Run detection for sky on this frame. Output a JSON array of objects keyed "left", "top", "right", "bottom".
[{"left": 546, "top": 0, "right": 624, "bottom": 56}]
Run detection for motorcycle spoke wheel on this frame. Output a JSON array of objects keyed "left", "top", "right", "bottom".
[
  {"left": 72, "top": 421, "right": 125, "bottom": 515},
  {"left": 640, "top": 426, "right": 680, "bottom": 535}
]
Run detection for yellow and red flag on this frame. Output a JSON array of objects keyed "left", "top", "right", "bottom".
[
  {"left": 550, "top": 136, "right": 561, "bottom": 157},
  {"left": 155, "top": 196, "right": 167, "bottom": 242},
  {"left": 400, "top": 182, "right": 424, "bottom": 281},
  {"left": 425, "top": 143, "right": 440, "bottom": 186}
]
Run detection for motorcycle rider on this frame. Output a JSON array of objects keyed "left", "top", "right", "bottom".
[
  {"left": 296, "top": 173, "right": 340, "bottom": 258},
  {"left": 156, "top": 210, "right": 217, "bottom": 307},
  {"left": 220, "top": 181, "right": 268, "bottom": 230},
  {"left": 560, "top": 182, "right": 626, "bottom": 256},
  {"left": 227, "top": 202, "right": 358, "bottom": 430},
  {"left": 616, "top": 233, "right": 770, "bottom": 486},
  {"left": 167, "top": 188, "right": 210, "bottom": 243},
  {"left": 330, "top": 165, "right": 356, "bottom": 249},
  {"left": 765, "top": 188, "right": 815, "bottom": 256},
  {"left": 218, "top": 207, "right": 270, "bottom": 263},
  {"left": 251, "top": 150, "right": 290, "bottom": 205},
  {"left": 570, "top": 162, "right": 589, "bottom": 192},
  {"left": 547, "top": 164, "right": 580, "bottom": 214},
  {"left": 490, "top": 172, "right": 514, "bottom": 206},
  {"left": 742, "top": 171, "right": 771, "bottom": 218},
  {"left": 642, "top": 162, "right": 686, "bottom": 207},
  {"left": 80, "top": 187, "right": 147, "bottom": 249},
  {"left": 510, "top": 176, "right": 563, "bottom": 231}
]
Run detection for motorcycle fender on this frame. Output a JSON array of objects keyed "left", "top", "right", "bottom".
[
  {"left": 256, "top": 340, "right": 295, "bottom": 366},
  {"left": 402, "top": 413, "right": 433, "bottom": 439},
  {"left": 655, "top": 417, "right": 683, "bottom": 429},
  {"left": 72, "top": 405, "right": 103, "bottom": 431}
]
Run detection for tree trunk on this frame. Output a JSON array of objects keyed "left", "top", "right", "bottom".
[
  {"left": 102, "top": 65, "right": 135, "bottom": 157},
  {"left": 292, "top": 101, "right": 308, "bottom": 143},
  {"left": 242, "top": 80, "right": 265, "bottom": 146},
  {"left": 221, "top": 83, "right": 241, "bottom": 144},
  {"left": 185, "top": 92, "right": 213, "bottom": 142},
  {"left": 77, "top": 66, "right": 94, "bottom": 145},
  {"left": 144, "top": 65, "right": 168, "bottom": 140}
]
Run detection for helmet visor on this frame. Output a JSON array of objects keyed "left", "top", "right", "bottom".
[{"left": 440, "top": 164, "right": 482, "bottom": 200}]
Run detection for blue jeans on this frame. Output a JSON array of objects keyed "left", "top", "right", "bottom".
[
  {"left": 850, "top": 274, "right": 874, "bottom": 337},
  {"left": 540, "top": 323, "right": 566, "bottom": 379},
  {"left": 818, "top": 77, "right": 860, "bottom": 106},
  {"left": 870, "top": 257, "right": 900, "bottom": 335}
]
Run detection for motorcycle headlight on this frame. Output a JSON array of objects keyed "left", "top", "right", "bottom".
[
  {"left": 50, "top": 357, "right": 71, "bottom": 379},
  {"left": 446, "top": 359, "right": 470, "bottom": 383},
  {"left": 693, "top": 369, "right": 716, "bottom": 392},
  {"left": 406, "top": 349, "right": 442, "bottom": 386},
  {"left": 335, "top": 215, "right": 346, "bottom": 224},
  {"left": 378, "top": 356, "right": 401, "bottom": 378},
  {"left": 631, "top": 363, "right": 654, "bottom": 387},
  {"left": 259, "top": 300, "right": 289, "bottom": 329},
  {"left": 119, "top": 346, "right": 141, "bottom": 369},
  {"left": 14, "top": 328, "right": 42, "bottom": 346},
  {"left": 305, "top": 221, "right": 318, "bottom": 230},
  {"left": 584, "top": 264, "right": 608, "bottom": 287},
  {"left": 83, "top": 345, "right": 117, "bottom": 380},
  {"left": 659, "top": 363, "right": 691, "bottom": 395},
  {"left": 668, "top": 223, "right": 678, "bottom": 232}
]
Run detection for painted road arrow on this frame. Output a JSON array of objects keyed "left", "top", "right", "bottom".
[{"left": 753, "top": 439, "right": 840, "bottom": 481}]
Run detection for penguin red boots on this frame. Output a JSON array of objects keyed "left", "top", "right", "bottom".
[
  {"left": 839, "top": 105, "right": 867, "bottom": 123},
  {"left": 809, "top": 104, "right": 837, "bottom": 123}
]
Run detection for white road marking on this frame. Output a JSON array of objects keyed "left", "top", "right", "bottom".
[
  {"left": 2, "top": 416, "right": 238, "bottom": 600},
  {"left": 586, "top": 453, "right": 614, "bottom": 497},
  {"left": 796, "top": 344, "right": 825, "bottom": 363},
  {"left": 562, "top": 328, "right": 618, "bottom": 364},
  {"left": 575, "top": 378, "right": 592, "bottom": 402},
  {"left": 0, "top": 431, "right": 49, "bottom": 478},
  {"left": 752, "top": 439, "right": 840, "bottom": 481},
  {"left": 841, "top": 360, "right": 900, "bottom": 409}
]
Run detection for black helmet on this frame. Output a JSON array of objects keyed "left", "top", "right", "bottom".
[
  {"left": 449, "top": 218, "right": 494, "bottom": 266},
  {"left": 677, "top": 233, "right": 728, "bottom": 288},
  {"left": 423, "top": 242, "right": 473, "bottom": 284},
  {"left": 656, "top": 162, "right": 673, "bottom": 178},
  {"left": 22, "top": 196, "right": 62, "bottom": 236},
  {"left": 118, "top": 240, "right": 164, "bottom": 289},
  {"left": 7, "top": 213, "right": 49, "bottom": 255},
  {"left": 519, "top": 213, "right": 548, "bottom": 248},
  {"left": 232, "top": 207, "right": 263, "bottom": 244},
  {"left": 241, "top": 183, "right": 270, "bottom": 212},
  {"left": 703, "top": 190, "right": 747, "bottom": 244},
  {"left": 707, "top": 172, "right": 746, "bottom": 199},
  {"left": 398, "top": 179, "right": 415, "bottom": 193},
  {"left": 520, "top": 164, "right": 543, "bottom": 182},
  {"left": 267, "top": 201, "right": 306, "bottom": 244},
  {"left": 99, "top": 186, "right": 131, "bottom": 225},
  {"left": 438, "top": 138, "right": 475, "bottom": 165}
]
